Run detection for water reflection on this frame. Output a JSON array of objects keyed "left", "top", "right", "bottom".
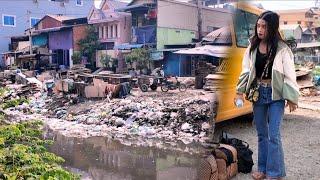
[{"left": 47, "top": 131, "right": 202, "bottom": 180}]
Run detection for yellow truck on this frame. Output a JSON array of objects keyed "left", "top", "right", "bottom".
[{"left": 215, "top": 3, "right": 263, "bottom": 122}]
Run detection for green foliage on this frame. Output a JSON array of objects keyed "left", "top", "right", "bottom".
[
  {"left": 313, "top": 66, "right": 320, "bottom": 76},
  {"left": 71, "top": 51, "right": 82, "bottom": 65},
  {"left": 0, "top": 88, "right": 8, "bottom": 98},
  {"left": 125, "top": 48, "right": 151, "bottom": 70},
  {"left": 100, "top": 54, "right": 118, "bottom": 70},
  {"left": 2, "top": 97, "right": 29, "bottom": 110},
  {"left": 77, "top": 25, "right": 102, "bottom": 68},
  {"left": 0, "top": 121, "right": 80, "bottom": 179}
]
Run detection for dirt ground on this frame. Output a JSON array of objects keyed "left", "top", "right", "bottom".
[{"left": 213, "top": 97, "right": 320, "bottom": 180}]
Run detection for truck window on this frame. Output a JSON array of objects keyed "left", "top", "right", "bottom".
[{"left": 234, "top": 9, "right": 259, "bottom": 47}]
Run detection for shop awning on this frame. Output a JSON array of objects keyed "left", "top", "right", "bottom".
[
  {"left": 174, "top": 45, "right": 230, "bottom": 58},
  {"left": 116, "top": 4, "right": 152, "bottom": 12}
]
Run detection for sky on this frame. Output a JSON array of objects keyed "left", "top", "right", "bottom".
[
  {"left": 251, "top": 0, "right": 316, "bottom": 10},
  {"left": 94, "top": 0, "right": 102, "bottom": 8},
  {"left": 94, "top": 0, "right": 316, "bottom": 10}
]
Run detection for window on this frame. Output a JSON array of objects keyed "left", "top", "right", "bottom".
[
  {"left": 106, "top": 26, "right": 108, "bottom": 38},
  {"left": 102, "top": 26, "right": 105, "bottom": 39},
  {"left": 284, "top": 21, "right": 288, "bottom": 25},
  {"left": 110, "top": 25, "right": 113, "bottom": 38},
  {"left": 115, "top": 25, "right": 118, "bottom": 38},
  {"left": 298, "top": 21, "right": 301, "bottom": 24},
  {"left": 99, "top": 26, "right": 103, "bottom": 39},
  {"left": 234, "top": 9, "right": 259, "bottom": 47},
  {"left": 30, "top": 17, "right": 40, "bottom": 27},
  {"left": 76, "top": 0, "right": 83, "bottom": 6},
  {"left": 2, "top": 14, "right": 16, "bottom": 27}
]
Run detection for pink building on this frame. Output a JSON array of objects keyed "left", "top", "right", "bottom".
[{"left": 88, "top": 0, "right": 131, "bottom": 70}]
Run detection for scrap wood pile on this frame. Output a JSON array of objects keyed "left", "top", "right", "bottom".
[
  {"left": 296, "top": 63, "right": 320, "bottom": 96},
  {"left": 203, "top": 73, "right": 225, "bottom": 91}
]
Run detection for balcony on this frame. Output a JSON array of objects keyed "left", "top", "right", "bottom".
[{"left": 131, "top": 25, "right": 156, "bottom": 45}]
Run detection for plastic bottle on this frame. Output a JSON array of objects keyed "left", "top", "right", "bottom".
[{"left": 235, "top": 98, "right": 244, "bottom": 108}]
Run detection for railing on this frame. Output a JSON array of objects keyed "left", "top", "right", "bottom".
[{"left": 294, "top": 55, "right": 320, "bottom": 65}]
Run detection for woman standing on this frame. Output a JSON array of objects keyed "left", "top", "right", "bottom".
[{"left": 235, "top": 11, "right": 299, "bottom": 180}]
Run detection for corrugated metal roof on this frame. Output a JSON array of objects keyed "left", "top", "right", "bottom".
[
  {"left": 297, "top": 42, "right": 320, "bottom": 48},
  {"left": 47, "top": 14, "right": 75, "bottom": 22},
  {"left": 202, "top": 26, "right": 232, "bottom": 44},
  {"left": 108, "top": 0, "right": 128, "bottom": 9}
]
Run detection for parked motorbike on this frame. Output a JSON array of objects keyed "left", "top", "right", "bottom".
[{"left": 161, "top": 76, "right": 187, "bottom": 92}]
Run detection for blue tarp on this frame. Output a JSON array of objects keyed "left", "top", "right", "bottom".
[
  {"left": 114, "top": 43, "right": 144, "bottom": 50},
  {"left": 133, "top": 26, "right": 156, "bottom": 44}
]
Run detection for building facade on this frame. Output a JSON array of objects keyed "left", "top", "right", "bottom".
[
  {"left": 0, "top": 0, "right": 93, "bottom": 66},
  {"left": 88, "top": 0, "right": 132, "bottom": 69}
]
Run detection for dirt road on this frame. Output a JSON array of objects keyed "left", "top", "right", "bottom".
[{"left": 214, "top": 107, "right": 320, "bottom": 180}]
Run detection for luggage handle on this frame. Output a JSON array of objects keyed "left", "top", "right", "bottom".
[{"left": 221, "top": 131, "right": 250, "bottom": 149}]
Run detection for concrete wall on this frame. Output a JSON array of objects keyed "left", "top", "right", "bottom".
[
  {"left": 72, "top": 25, "right": 87, "bottom": 51},
  {"left": 118, "top": 14, "right": 132, "bottom": 45},
  {"left": 279, "top": 12, "right": 314, "bottom": 28},
  {"left": 157, "top": 27, "right": 196, "bottom": 50},
  {"left": 157, "top": 0, "right": 232, "bottom": 38},
  {"left": 0, "top": 0, "right": 93, "bottom": 61}
]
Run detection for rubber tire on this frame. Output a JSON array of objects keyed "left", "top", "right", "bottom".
[
  {"left": 179, "top": 84, "right": 187, "bottom": 92},
  {"left": 150, "top": 84, "right": 157, "bottom": 91},
  {"left": 161, "top": 85, "right": 169, "bottom": 92},
  {"left": 140, "top": 84, "right": 149, "bottom": 92}
]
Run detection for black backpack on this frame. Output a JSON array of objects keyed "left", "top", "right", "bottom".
[{"left": 220, "top": 131, "right": 254, "bottom": 174}]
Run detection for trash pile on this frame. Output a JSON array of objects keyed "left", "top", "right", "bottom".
[
  {"left": 0, "top": 64, "right": 219, "bottom": 150},
  {"left": 1, "top": 71, "right": 216, "bottom": 146},
  {"left": 41, "top": 90, "right": 216, "bottom": 144}
]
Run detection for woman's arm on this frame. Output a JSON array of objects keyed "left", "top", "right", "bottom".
[
  {"left": 281, "top": 47, "right": 299, "bottom": 105},
  {"left": 236, "top": 46, "right": 251, "bottom": 94}
]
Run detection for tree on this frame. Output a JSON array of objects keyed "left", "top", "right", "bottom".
[
  {"left": 100, "top": 54, "right": 118, "bottom": 70},
  {"left": 77, "top": 25, "right": 102, "bottom": 69},
  {"left": 124, "top": 48, "right": 151, "bottom": 71},
  {"left": 71, "top": 51, "right": 82, "bottom": 64}
]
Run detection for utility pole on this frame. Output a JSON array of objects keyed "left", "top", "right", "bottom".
[
  {"left": 197, "top": 0, "right": 203, "bottom": 41},
  {"left": 27, "top": 10, "right": 32, "bottom": 55}
]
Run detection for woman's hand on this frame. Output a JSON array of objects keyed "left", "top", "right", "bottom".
[
  {"left": 234, "top": 93, "right": 244, "bottom": 106},
  {"left": 286, "top": 100, "right": 298, "bottom": 112}
]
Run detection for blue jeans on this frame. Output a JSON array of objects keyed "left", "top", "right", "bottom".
[{"left": 253, "top": 85, "right": 286, "bottom": 178}]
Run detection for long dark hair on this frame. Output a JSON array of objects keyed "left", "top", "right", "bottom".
[{"left": 250, "top": 11, "right": 284, "bottom": 62}]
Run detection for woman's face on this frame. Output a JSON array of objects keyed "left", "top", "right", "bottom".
[{"left": 257, "top": 18, "right": 267, "bottom": 41}]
